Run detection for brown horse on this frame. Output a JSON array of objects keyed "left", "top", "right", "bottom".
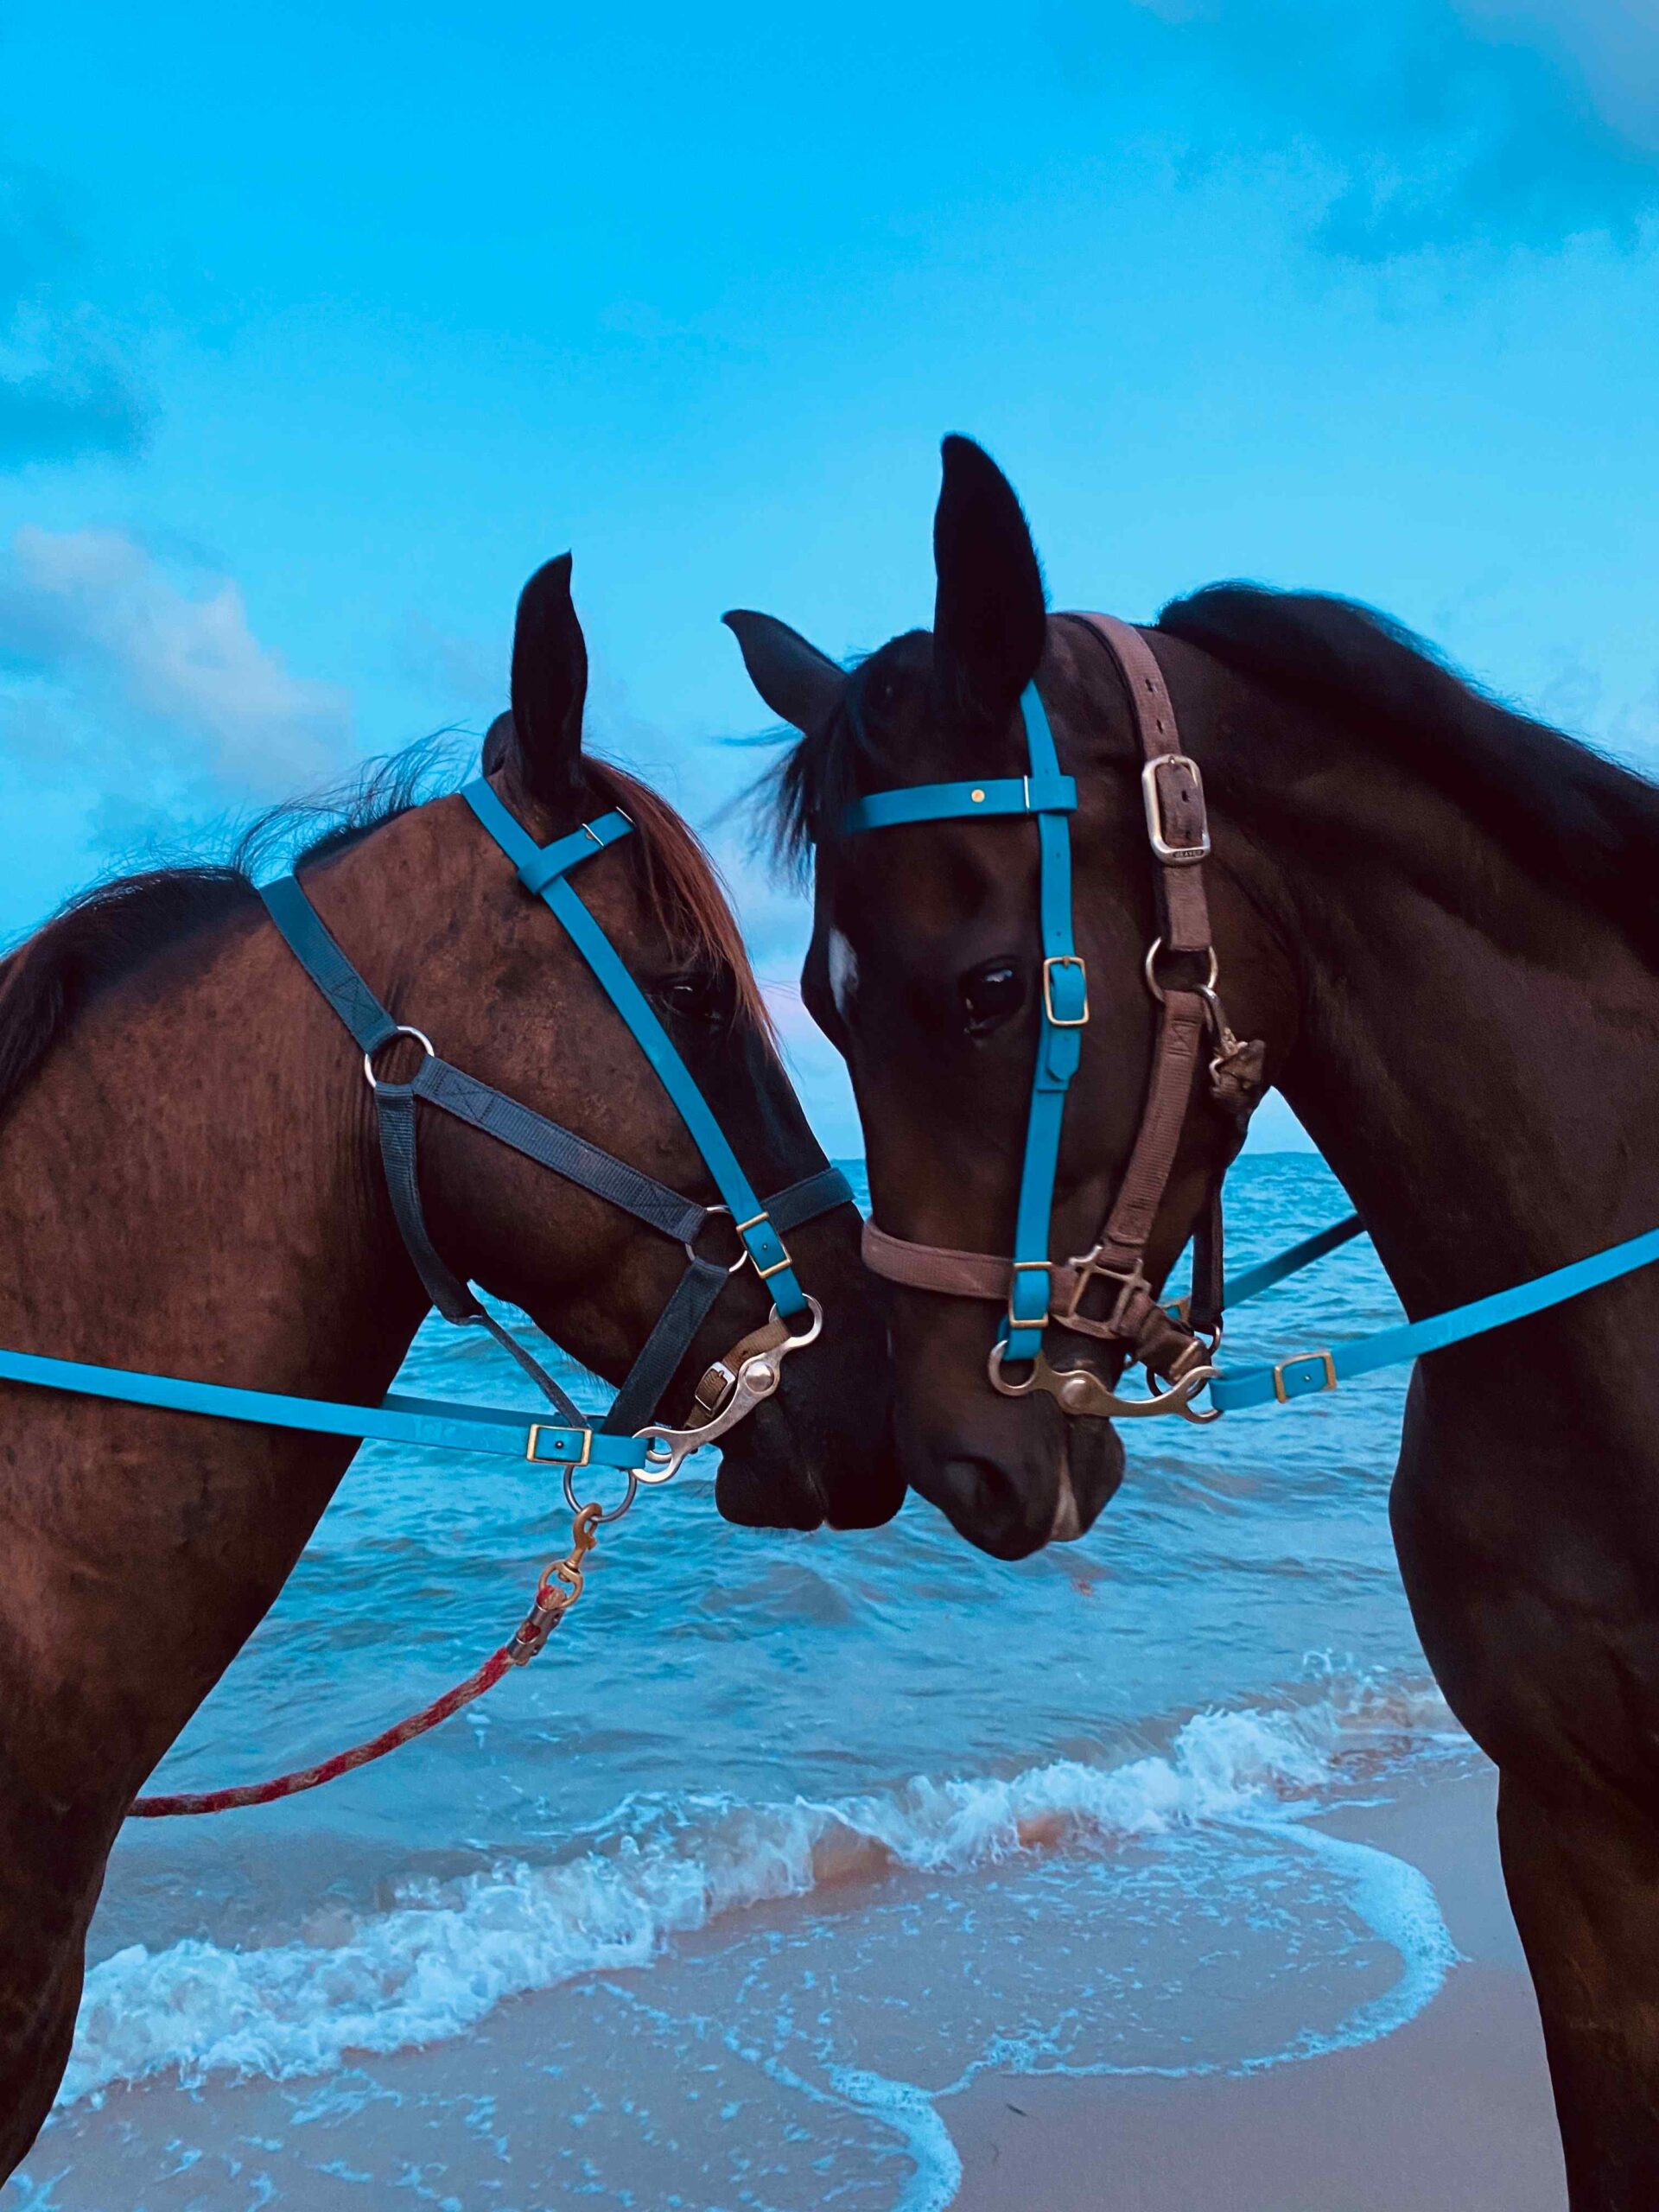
[
  {"left": 728, "top": 435, "right": 1659, "bottom": 2207},
  {"left": 0, "top": 553, "right": 900, "bottom": 2175}
]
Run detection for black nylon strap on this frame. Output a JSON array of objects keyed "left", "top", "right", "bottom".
[
  {"left": 410, "top": 1057, "right": 704, "bottom": 1244},
  {"left": 261, "top": 876, "right": 399, "bottom": 1053},
  {"left": 1187, "top": 1181, "right": 1226, "bottom": 1338},
  {"left": 374, "top": 1084, "right": 587, "bottom": 1427},
  {"left": 373, "top": 1084, "right": 479, "bottom": 1324},
  {"left": 767, "top": 1165, "right": 855, "bottom": 1231},
  {"left": 602, "top": 1256, "right": 730, "bottom": 1435}
]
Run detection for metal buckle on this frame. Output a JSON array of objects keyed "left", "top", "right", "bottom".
[
  {"left": 526, "top": 1422, "right": 592, "bottom": 1467},
  {"left": 1141, "top": 756, "right": 1211, "bottom": 864},
  {"left": 1007, "top": 1259, "right": 1052, "bottom": 1332},
  {"left": 1041, "top": 955, "right": 1089, "bottom": 1027},
  {"left": 755, "top": 1249, "right": 795, "bottom": 1281},
  {"left": 1057, "top": 1252, "right": 1149, "bottom": 1338},
  {"left": 1272, "top": 1349, "right": 1338, "bottom": 1403}
]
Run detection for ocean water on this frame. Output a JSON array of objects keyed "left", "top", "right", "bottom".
[{"left": 10, "top": 1154, "right": 1479, "bottom": 2210}]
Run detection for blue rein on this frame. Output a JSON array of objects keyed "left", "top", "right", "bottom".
[{"left": 1211, "top": 1216, "right": 1659, "bottom": 1413}]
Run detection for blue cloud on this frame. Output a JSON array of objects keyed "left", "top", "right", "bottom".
[
  {"left": 0, "top": 164, "right": 152, "bottom": 467},
  {"left": 1101, "top": 0, "right": 1659, "bottom": 256}
]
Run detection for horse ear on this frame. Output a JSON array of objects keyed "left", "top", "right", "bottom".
[
  {"left": 481, "top": 711, "right": 515, "bottom": 774},
  {"left": 723, "top": 610, "right": 847, "bottom": 735},
  {"left": 509, "top": 553, "right": 588, "bottom": 804},
  {"left": 932, "top": 435, "right": 1046, "bottom": 723}
]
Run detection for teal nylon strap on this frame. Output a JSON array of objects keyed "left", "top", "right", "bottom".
[
  {"left": 1006, "top": 685, "right": 1084, "bottom": 1359},
  {"left": 842, "top": 774, "right": 1077, "bottom": 834},
  {"left": 1210, "top": 1221, "right": 1659, "bottom": 1412},
  {"left": 835, "top": 686, "right": 1083, "bottom": 1362},
  {"left": 461, "top": 779, "right": 808, "bottom": 1318},
  {"left": 0, "top": 1344, "right": 643, "bottom": 1468}
]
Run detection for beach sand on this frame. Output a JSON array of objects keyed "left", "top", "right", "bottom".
[{"left": 949, "top": 1768, "right": 1567, "bottom": 2212}]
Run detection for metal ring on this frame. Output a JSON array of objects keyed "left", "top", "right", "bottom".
[
  {"left": 773, "top": 1294, "right": 824, "bottom": 1347},
  {"left": 362, "top": 1026, "right": 436, "bottom": 1090},
  {"left": 1142, "top": 938, "right": 1218, "bottom": 1007},
  {"left": 684, "top": 1203, "right": 748, "bottom": 1276},
  {"left": 562, "top": 1463, "right": 639, "bottom": 1522}
]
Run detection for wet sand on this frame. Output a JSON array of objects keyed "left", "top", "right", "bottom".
[{"left": 949, "top": 1768, "right": 1567, "bottom": 2211}]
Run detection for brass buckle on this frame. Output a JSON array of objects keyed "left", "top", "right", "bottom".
[
  {"left": 1007, "top": 1258, "right": 1052, "bottom": 1333},
  {"left": 1141, "top": 755, "right": 1211, "bottom": 864},
  {"left": 730, "top": 1209, "right": 793, "bottom": 1283},
  {"left": 1041, "top": 955, "right": 1090, "bottom": 1027},
  {"left": 526, "top": 1423, "right": 592, "bottom": 1467},
  {"left": 1272, "top": 1349, "right": 1338, "bottom": 1403}
]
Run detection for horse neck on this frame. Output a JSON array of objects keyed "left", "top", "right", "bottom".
[
  {"left": 1211, "top": 697, "right": 1659, "bottom": 1319},
  {"left": 0, "top": 838, "right": 434, "bottom": 1409}
]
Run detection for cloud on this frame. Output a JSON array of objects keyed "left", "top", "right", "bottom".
[
  {"left": 1455, "top": 0, "right": 1659, "bottom": 152},
  {"left": 0, "top": 527, "right": 353, "bottom": 842},
  {"left": 0, "top": 165, "right": 152, "bottom": 468},
  {"left": 1111, "top": 0, "right": 1659, "bottom": 257}
]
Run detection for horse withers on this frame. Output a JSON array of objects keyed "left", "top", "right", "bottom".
[
  {"left": 0, "top": 552, "right": 901, "bottom": 2173},
  {"left": 729, "top": 435, "right": 1659, "bottom": 2208}
]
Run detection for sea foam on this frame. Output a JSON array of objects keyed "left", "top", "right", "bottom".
[{"left": 61, "top": 1673, "right": 1460, "bottom": 2110}]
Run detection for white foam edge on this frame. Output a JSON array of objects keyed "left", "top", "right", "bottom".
[{"left": 57, "top": 1674, "right": 1463, "bottom": 2111}]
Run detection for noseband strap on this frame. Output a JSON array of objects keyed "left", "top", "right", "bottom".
[{"left": 844, "top": 613, "right": 1264, "bottom": 1400}]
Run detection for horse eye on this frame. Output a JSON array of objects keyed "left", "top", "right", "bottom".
[
  {"left": 959, "top": 959, "right": 1025, "bottom": 1037},
  {"left": 661, "top": 969, "right": 727, "bottom": 1025}
]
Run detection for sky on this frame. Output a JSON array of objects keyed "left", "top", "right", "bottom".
[{"left": 2, "top": 1, "right": 1657, "bottom": 1153}]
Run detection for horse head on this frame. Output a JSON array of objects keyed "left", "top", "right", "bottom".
[
  {"left": 311, "top": 552, "right": 904, "bottom": 1534},
  {"left": 726, "top": 441, "right": 1292, "bottom": 1557}
]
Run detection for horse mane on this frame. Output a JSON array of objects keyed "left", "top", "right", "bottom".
[
  {"left": 0, "top": 742, "right": 769, "bottom": 1123},
  {"left": 763, "top": 630, "right": 931, "bottom": 875},
  {"left": 1156, "top": 584, "right": 1659, "bottom": 963},
  {"left": 579, "top": 756, "right": 772, "bottom": 1038}
]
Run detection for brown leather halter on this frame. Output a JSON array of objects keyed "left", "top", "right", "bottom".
[{"left": 855, "top": 613, "right": 1265, "bottom": 1420}]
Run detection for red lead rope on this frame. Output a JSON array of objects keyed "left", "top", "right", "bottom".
[{"left": 128, "top": 1503, "right": 603, "bottom": 1820}]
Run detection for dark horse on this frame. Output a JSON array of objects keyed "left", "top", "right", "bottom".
[
  {"left": 0, "top": 553, "right": 900, "bottom": 2173},
  {"left": 728, "top": 435, "right": 1659, "bottom": 2207}
]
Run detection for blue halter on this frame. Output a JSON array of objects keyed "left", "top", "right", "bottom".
[{"left": 843, "top": 690, "right": 1082, "bottom": 1365}]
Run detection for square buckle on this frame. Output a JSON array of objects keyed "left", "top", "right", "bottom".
[
  {"left": 1271, "top": 1349, "right": 1338, "bottom": 1404},
  {"left": 755, "top": 1243, "right": 796, "bottom": 1282},
  {"left": 1041, "top": 955, "right": 1090, "bottom": 1027},
  {"left": 1141, "top": 756, "right": 1211, "bottom": 865},
  {"left": 1058, "top": 1249, "right": 1148, "bottom": 1337},
  {"left": 526, "top": 1423, "right": 592, "bottom": 1466},
  {"left": 1007, "top": 1259, "right": 1052, "bottom": 1333}
]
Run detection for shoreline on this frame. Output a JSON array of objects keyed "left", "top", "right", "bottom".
[
  {"left": 10, "top": 1761, "right": 1564, "bottom": 2210},
  {"left": 944, "top": 1765, "right": 1567, "bottom": 2211}
]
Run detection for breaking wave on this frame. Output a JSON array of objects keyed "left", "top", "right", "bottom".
[{"left": 63, "top": 1669, "right": 1464, "bottom": 2109}]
